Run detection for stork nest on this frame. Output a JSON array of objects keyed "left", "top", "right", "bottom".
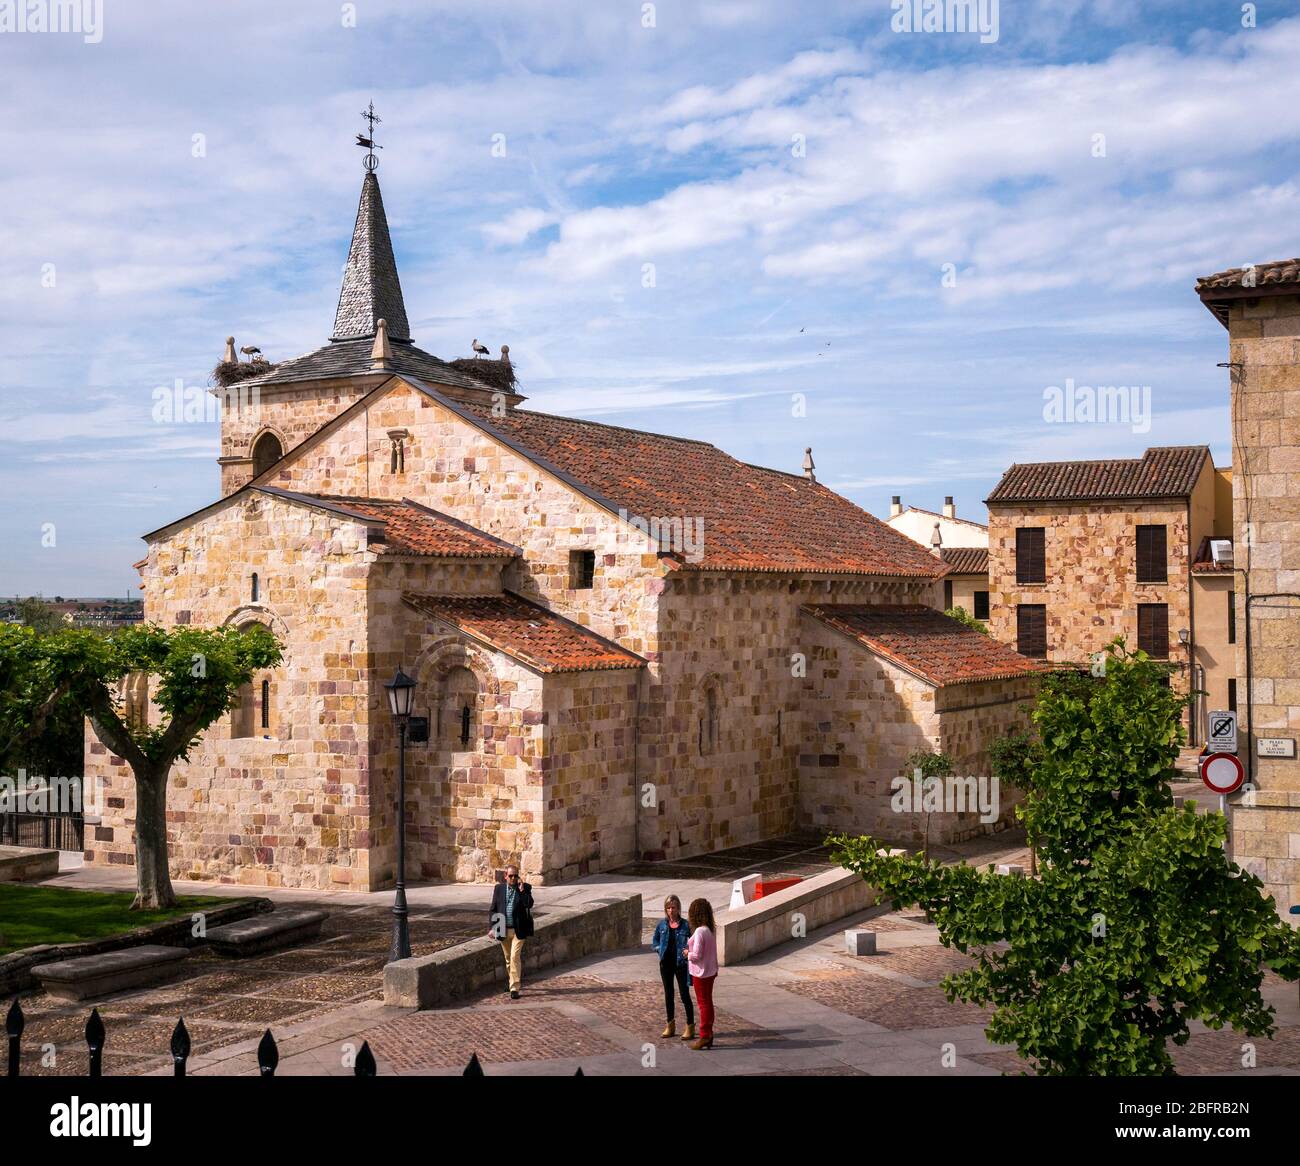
[
  {"left": 211, "top": 358, "right": 275, "bottom": 388},
  {"left": 450, "top": 357, "right": 516, "bottom": 393}
]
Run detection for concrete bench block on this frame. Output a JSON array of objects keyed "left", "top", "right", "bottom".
[
  {"left": 0, "top": 846, "right": 59, "bottom": 883},
  {"left": 845, "top": 929, "right": 877, "bottom": 956},
  {"left": 996, "top": 863, "right": 1026, "bottom": 877},
  {"left": 33, "top": 945, "right": 190, "bottom": 1001},
  {"left": 205, "top": 907, "right": 327, "bottom": 957},
  {"left": 730, "top": 874, "right": 760, "bottom": 909}
]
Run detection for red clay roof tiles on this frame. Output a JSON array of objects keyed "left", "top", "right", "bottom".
[
  {"left": 939, "top": 547, "right": 989, "bottom": 575},
  {"left": 986, "top": 446, "right": 1209, "bottom": 505},
  {"left": 263, "top": 489, "right": 518, "bottom": 558},
  {"left": 403, "top": 591, "right": 645, "bottom": 673},
  {"left": 454, "top": 403, "right": 945, "bottom": 578},
  {"left": 802, "top": 603, "right": 1043, "bottom": 687}
]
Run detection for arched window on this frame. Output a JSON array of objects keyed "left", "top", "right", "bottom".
[
  {"left": 251, "top": 432, "right": 283, "bottom": 477},
  {"left": 260, "top": 678, "right": 271, "bottom": 730},
  {"left": 230, "top": 621, "right": 277, "bottom": 740},
  {"left": 251, "top": 573, "right": 259, "bottom": 603},
  {"left": 438, "top": 666, "right": 479, "bottom": 750}
]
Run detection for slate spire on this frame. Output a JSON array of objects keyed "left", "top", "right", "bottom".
[{"left": 331, "top": 171, "right": 411, "bottom": 343}]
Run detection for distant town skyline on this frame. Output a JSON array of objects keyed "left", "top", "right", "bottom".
[{"left": 6, "top": 1, "right": 1295, "bottom": 594}]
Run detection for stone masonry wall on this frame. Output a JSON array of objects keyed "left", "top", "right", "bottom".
[
  {"left": 987, "top": 498, "right": 1194, "bottom": 668},
  {"left": 1223, "top": 295, "right": 1300, "bottom": 914},
  {"left": 83, "top": 491, "right": 378, "bottom": 890}
]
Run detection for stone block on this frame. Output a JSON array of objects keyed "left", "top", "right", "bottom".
[
  {"left": 845, "top": 929, "right": 877, "bottom": 956},
  {"left": 32, "top": 945, "right": 190, "bottom": 1002},
  {"left": 205, "top": 907, "right": 327, "bottom": 957},
  {"left": 0, "top": 846, "right": 59, "bottom": 883}
]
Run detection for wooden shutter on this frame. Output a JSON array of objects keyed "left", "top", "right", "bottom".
[
  {"left": 1017, "top": 604, "right": 1046, "bottom": 658},
  {"left": 1016, "top": 528, "right": 1045, "bottom": 584},
  {"left": 1136, "top": 525, "right": 1167, "bottom": 583},
  {"left": 1138, "top": 603, "right": 1169, "bottom": 658}
]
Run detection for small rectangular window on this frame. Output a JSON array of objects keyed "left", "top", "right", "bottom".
[
  {"left": 1228, "top": 677, "right": 1238, "bottom": 713},
  {"left": 1136, "top": 525, "right": 1168, "bottom": 584},
  {"left": 943, "top": 579, "right": 953, "bottom": 610},
  {"left": 1016, "top": 528, "right": 1045, "bottom": 584},
  {"left": 569, "top": 549, "right": 596, "bottom": 589},
  {"left": 1227, "top": 589, "right": 1236, "bottom": 645},
  {"left": 973, "top": 591, "right": 990, "bottom": 621},
  {"left": 1137, "top": 603, "right": 1169, "bottom": 659},
  {"left": 1017, "top": 604, "right": 1047, "bottom": 658}
]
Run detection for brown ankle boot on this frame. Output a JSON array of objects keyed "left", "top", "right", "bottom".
[
  {"left": 680, "top": 1023, "right": 695, "bottom": 1041},
  {"left": 690, "top": 1034, "right": 713, "bottom": 1050},
  {"left": 661, "top": 1021, "right": 675, "bottom": 1038}
]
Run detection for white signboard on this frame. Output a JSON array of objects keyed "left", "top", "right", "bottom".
[
  {"left": 1258, "top": 737, "right": 1297, "bottom": 759},
  {"left": 1207, "top": 710, "right": 1238, "bottom": 754}
]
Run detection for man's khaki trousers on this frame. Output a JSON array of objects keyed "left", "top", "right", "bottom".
[{"left": 499, "top": 928, "right": 525, "bottom": 991}]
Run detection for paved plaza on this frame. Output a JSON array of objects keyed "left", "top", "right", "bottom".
[{"left": 13, "top": 825, "right": 1299, "bottom": 1078}]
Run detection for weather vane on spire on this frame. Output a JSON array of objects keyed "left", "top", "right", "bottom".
[{"left": 356, "top": 101, "right": 382, "bottom": 172}]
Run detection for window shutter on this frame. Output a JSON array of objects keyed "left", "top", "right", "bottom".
[
  {"left": 1017, "top": 528, "right": 1045, "bottom": 584},
  {"left": 1136, "top": 526, "right": 1167, "bottom": 584},
  {"left": 1138, "top": 603, "right": 1169, "bottom": 658},
  {"left": 1017, "top": 604, "right": 1046, "bottom": 658}
]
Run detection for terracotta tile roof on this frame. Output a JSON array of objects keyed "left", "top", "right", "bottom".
[
  {"left": 986, "top": 446, "right": 1210, "bottom": 505},
  {"left": 1195, "top": 258, "right": 1300, "bottom": 325},
  {"left": 403, "top": 592, "right": 646, "bottom": 673},
  {"left": 448, "top": 401, "right": 945, "bottom": 579},
  {"left": 802, "top": 603, "right": 1043, "bottom": 687},
  {"left": 939, "top": 547, "right": 989, "bottom": 575},
  {"left": 1192, "top": 535, "right": 1234, "bottom": 573},
  {"left": 259, "top": 489, "right": 518, "bottom": 558}
]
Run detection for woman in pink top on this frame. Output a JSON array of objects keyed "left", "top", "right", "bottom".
[{"left": 685, "top": 899, "right": 718, "bottom": 1049}]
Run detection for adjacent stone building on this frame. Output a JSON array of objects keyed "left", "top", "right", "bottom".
[
  {"left": 985, "top": 447, "right": 1233, "bottom": 747},
  {"left": 1196, "top": 260, "right": 1300, "bottom": 915},
  {"left": 82, "top": 165, "right": 1039, "bottom": 891}
]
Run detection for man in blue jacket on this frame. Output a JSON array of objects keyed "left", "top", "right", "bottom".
[{"left": 488, "top": 865, "right": 534, "bottom": 999}]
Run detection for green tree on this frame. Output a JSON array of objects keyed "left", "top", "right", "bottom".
[
  {"left": 831, "top": 639, "right": 1300, "bottom": 1075},
  {"left": 944, "top": 605, "right": 988, "bottom": 635},
  {"left": 904, "top": 746, "right": 953, "bottom": 858},
  {"left": 0, "top": 622, "right": 281, "bottom": 908}
]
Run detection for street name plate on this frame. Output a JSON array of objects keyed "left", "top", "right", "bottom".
[{"left": 1258, "top": 738, "right": 1297, "bottom": 758}]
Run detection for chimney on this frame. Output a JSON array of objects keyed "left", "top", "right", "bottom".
[
  {"left": 802, "top": 447, "right": 816, "bottom": 483},
  {"left": 943, "top": 495, "right": 955, "bottom": 520},
  {"left": 930, "top": 521, "right": 943, "bottom": 557},
  {"left": 889, "top": 495, "right": 902, "bottom": 518},
  {"left": 371, "top": 318, "right": 393, "bottom": 369},
  {"left": 223, "top": 336, "right": 237, "bottom": 364}
]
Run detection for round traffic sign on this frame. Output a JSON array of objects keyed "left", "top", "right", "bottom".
[{"left": 1200, "top": 751, "right": 1245, "bottom": 795}]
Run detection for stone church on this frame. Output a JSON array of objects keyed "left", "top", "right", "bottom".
[{"left": 82, "top": 164, "right": 1039, "bottom": 891}]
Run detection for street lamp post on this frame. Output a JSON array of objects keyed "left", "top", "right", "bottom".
[
  {"left": 384, "top": 666, "right": 416, "bottom": 963},
  {"left": 1177, "top": 628, "right": 1194, "bottom": 746}
]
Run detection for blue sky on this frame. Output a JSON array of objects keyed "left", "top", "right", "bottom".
[{"left": 3, "top": 0, "right": 1297, "bottom": 596}]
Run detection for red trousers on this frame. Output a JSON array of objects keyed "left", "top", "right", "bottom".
[{"left": 693, "top": 974, "right": 717, "bottom": 1040}]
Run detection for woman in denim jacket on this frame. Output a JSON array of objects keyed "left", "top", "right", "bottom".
[{"left": 651, "top": 894, "right": 694, "bottom": 1040}]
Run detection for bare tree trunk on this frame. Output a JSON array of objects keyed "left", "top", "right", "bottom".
[{"left": 132, "top": 766, "right": 176, "bottom": 910}]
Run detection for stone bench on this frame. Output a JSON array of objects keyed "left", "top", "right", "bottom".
[
  {"left": 0, "top": 845, "right": 59, "bottom": 883},
  {"left": 204, "top": 907, "right": 327, "bottom": 957},
  {"left": 32, "top": 945, "right": 190, "bottom": 1002}
]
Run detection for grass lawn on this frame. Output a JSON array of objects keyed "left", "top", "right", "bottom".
[{"left": 0, "top": 884, "right": 232, "bottom": 956}]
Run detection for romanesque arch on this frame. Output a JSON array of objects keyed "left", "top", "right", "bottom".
[
  {"left": 222, "top": 607, "right": 291, "bottom": 739},
  {"left": 250, "top": 429, "right": 286, "bottom": 478}
]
